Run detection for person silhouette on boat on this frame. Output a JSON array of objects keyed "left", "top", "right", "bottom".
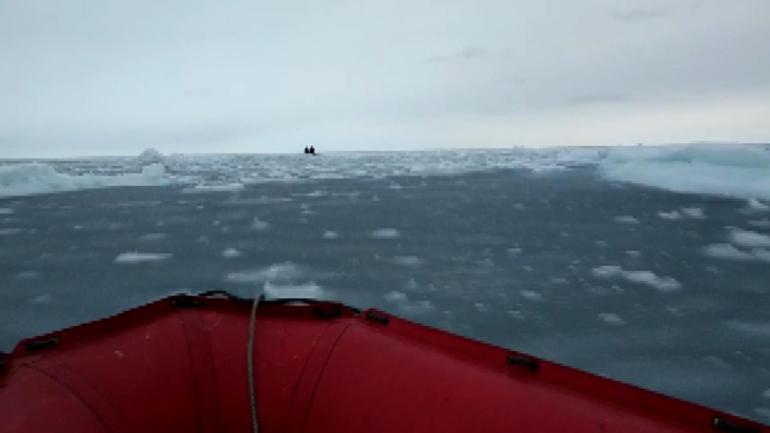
[
  {"left": 304, "top": 146, "right": 309, "bottom": 154},
  {"left": 309, "top": 145, "right": 316, "bottom": 155}
]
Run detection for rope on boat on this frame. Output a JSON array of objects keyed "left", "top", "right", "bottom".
[{"left": 247, "top": 292, "right": 263, "bottom": 433}]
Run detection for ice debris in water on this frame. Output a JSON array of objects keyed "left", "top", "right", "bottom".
[
  {"left": 371, "top": 228, "right": 400, "bottom": 239},
  {"left": 657, "top": 210, "right": 683, "bottom": 220},
  {"left": 592, "top": 265, "right": 681, "bottom": 292},
  {"left": 0, "top": 208, "right": 14, "bottom": 215},
  {"left": 114, "top": 252, "right": 172, "bottom": 264},
  {"left": 747, "top": 198, "right": 769, "bottom": 211},
  {"left": 251, "top": 217, "right": 270, "bottom": 230},
  {"left": 598, "top": 312, "right": 626, "bottom": 326},
  {"left": 613, "top": 215, "right": 639, "bottom": 224},
  {"left": 322, "top": 230, "right": 339, "bottom": 239},
  {"left": 728, "top": 228, "right": 770, "bottom": 248},
  {"left": 393, "top": 255, "right": 421, "bottom": 266},
  {"left": 703, "top": 243, "right": 770, "bottom": 263},
  {"left": 221, "top": 248, "right": 241, "bottom": 258},
  {"left": 520, "top": 290, "right": 544, "bottom": 301}
]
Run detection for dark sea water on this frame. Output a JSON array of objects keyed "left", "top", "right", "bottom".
[{"left": 1, "top": 163, "right": 770, "bottom": 423}]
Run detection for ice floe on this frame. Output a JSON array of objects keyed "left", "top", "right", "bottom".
[
  {"left": 0, "top": 208, "right": 14, "bottom": 215},
  {"left": 0, "top": 163, "right": 169, "bottom": 198},
  {"left": 182, "top": 183, "right": 245, "bottom": 193},
  {"left": 114, "top": 252, "right": 172, "bottom": 264},
  {"left": 600, "top": 144, "right": 770, "bottom": 200},
  {"left": 322, "top": 230, "right": 339, "bottom": 239},
  {"left": 591, "top": 265, "right": 682, "bottom": 292},
  {"left": 728, "top": 228, "right": 770, "bottom": 248},
  {"left": 140, "top": 233, "right": 167, "bottom": 241}
]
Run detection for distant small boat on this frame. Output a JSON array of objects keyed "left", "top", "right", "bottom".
[{"left": 0, "top": 292, "right": 766, "bottom": 433}]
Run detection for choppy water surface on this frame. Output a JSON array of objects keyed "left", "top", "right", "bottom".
[{"left": 1, "top": 147, "right": 770, "bottom": 423}]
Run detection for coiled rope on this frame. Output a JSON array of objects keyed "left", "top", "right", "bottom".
[{"left": 247, "top": 292, "right": 262, "bottom": 433}]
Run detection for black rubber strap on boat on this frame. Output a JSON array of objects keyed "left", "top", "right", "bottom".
[
  {"left": 365, "top": 311, "right": 389, "bottom": 325},
  {"left": 24, "top": 336, "right": 60, "bottom": 352},
  {"left": 506, "top": 354, "right": 540, "bottom": 372},
  {"left": 712, "top": 417, "right": 760, "bottom": 433}
]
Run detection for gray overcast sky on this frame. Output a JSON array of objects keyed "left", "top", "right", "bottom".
[{"left": 1, "top": 0, "right": 769, "bottom": 157}]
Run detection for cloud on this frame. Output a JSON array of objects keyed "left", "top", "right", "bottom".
[
  {"left": 610, "top": 8, "right": 669, "bottom": 23},
  {"left": 428, "top": 46, "right": 486, "bottom": 63}
]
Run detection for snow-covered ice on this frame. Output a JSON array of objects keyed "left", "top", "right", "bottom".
[
  {"left": 703, "top": 243, "right": 770, "bottom": 263},
  {"left": 251, "top": 217, "right": 270, "bottom": 230},
  {"left": 728, "top": 228, "right": 770, "bottom": 248},
  {"left": 322, "top": 230, "right": 339, "bottom": 239}
]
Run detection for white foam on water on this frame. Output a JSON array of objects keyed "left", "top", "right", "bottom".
[
  {"left": 114, "top": 252, "right": 172, "bottom": 264},
  {"left": 598, "top": 312, "right": 625, "bottom": 326},
  {"left": 599, "top": 144, "right": 770, "bottom": 200},
  {"left": 371, "top": 228, "right": 400, "bottom": 239},
  {"left": 0, "top": 163, "right": 169, "bottom": 198},
  {"left": 592, "top": 265, "right": 681, "bottom": 292},
  {"left": 221, "top": 247, "right": 241, "bottom": 258},
  {"left": 613, "top": 215, "right": 639, "bottom": 224}
]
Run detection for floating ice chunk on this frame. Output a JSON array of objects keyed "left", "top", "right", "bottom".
[
  {"left": 0, "top": 228, "right": 22, "bottom": 235},
  {"left": 322, "top": 230, "right": 338, "bottom": 239},
  {"left": 263, "top": 281, "right": 323, "bottom": 299},
  {"left": 15, "top": 271, "right": 40, "bottom": 280},
  {"left": 598, "top": 312, "right": 625, "bottom": 325},
  {"left": 756, "top": 408, "right": 770, "bottom": 420},
  {"left": 726, "top": 320, "right": 770, "bottom": 338},
  {"left": 749, "top": 219, "right": 770, "bottom": 228},
  {"left": 140, "top": 233, "right": 167, "bottom": 241},
  {"left": 507, "top": 310, "right": 524, "bottom": 320},
  {"left": 474, "top": 302, "right": 489, "bottom": 313},
  {"left": 226, "top": 262, "right": 304, "bottom": 284},
  {"left": 183, "top": 183, "right": 244, "bottom": 193},
  {"left": 371, "top": 228, "right": 400, "bottom": 239},
  {"left": 0, "top": 208, "right": 14, "bottom": 215},
  {"left": 222, "top": 247, "right": 241, "bottom": 258},
  {"left": 29, "top": 294, "right": 52, "bottom": 304},
  {"left": 613, "top": 215, "right": 639, "bottom": 224},
  {"left": 704, "top": 243, "right": 770, "bottom": 262},
  {"left": 393, "top": 255, "right": 421, "bottom": 266},
  {"left": 114, "top": 252, "right": 172, "bottom": 264},
  {"left": 763, "top": 389, "right": 770, "bottom": 399},
  {"left": 592, "top": 265, "right": 681, "bottom": 292},
  {"left": 520, "top": 290, "right": 544, "bottom": 301},
  {"left": 748, "top": 198, "right": 770, "bottom": 211},
  {"left": 251, "top": 217, "right": 270, "bottom": 230},
  {"left": 728, "top": 228, "right": 770, "bottom": 248},
  {"left": 385, "top": 291, "right": 408, "bottom": 302},
  {"left": 399, "top": 300, "right": 435, "bottom": 315},
  {"left": 507, "top": 247, "right": 523, "bottom": 255},
  {"left": 626, "top": 250, "right": 642, "bottom": 258},
  {"left": 681, "top": 207, "right": 705, "bottom": 219},
  {"left": 657, "top": 210, "right": 682, "bottom": 220}
]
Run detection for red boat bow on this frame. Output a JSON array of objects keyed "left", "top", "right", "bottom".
[{"left": 0, "top": 293, "right": 766, "bottom": 433}]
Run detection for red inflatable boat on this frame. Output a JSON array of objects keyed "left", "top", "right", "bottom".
[{"left": 0, "top": 292, "right": 766, "bottom": 433}]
